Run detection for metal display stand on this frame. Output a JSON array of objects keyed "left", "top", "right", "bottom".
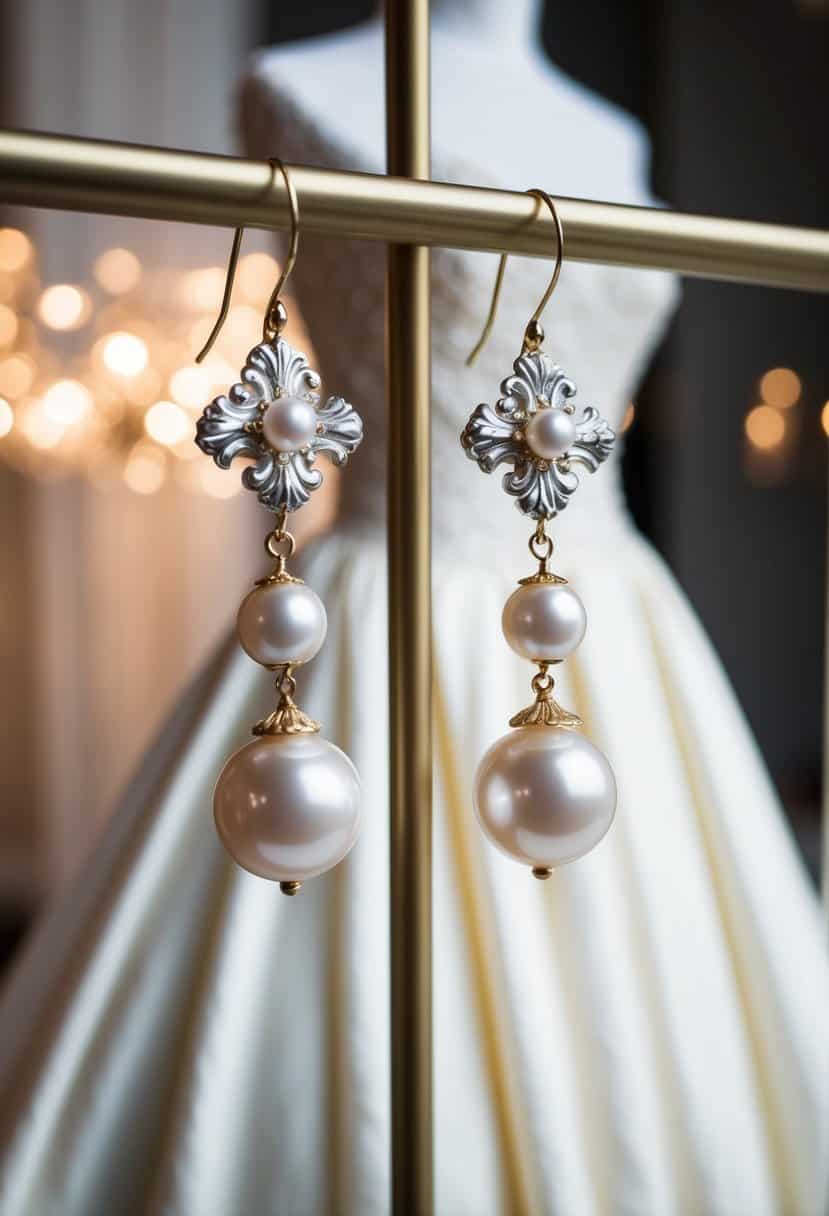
[{"left": 0, "top": 1, "right": 827, "bottom": 1211}]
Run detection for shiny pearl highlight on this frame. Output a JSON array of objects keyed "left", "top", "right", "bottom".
[
  {"left": 525, "top": 408, "right": 576, "bottom": 459},
  {"left": 474, "top": 726, "right": 616, "bottom": 869},
  {"left": 237, "top": 582, "right": 327, "bottom": 667},
  {"left": 262, "top": 394, "right": 318, "bottom": 452},
  {"left": 214, "top": 734, "right": 361, "bottom": 882},
  {"left": 502, "top": 583, "right": 586, "bottom": 662}
]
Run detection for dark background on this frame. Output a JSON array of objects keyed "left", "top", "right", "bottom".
[{"left": 261, "top": 0, "right": 829, "bottom": 875}]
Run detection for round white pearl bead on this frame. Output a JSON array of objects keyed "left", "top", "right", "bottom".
[
  {"left": 502, "top": 583, "right": 586, "bottom": 662},
  {"left": 214, "top": 734, "right": 361, "bottom": 882},
  {"left": 474, "top": 726, "right": 616, "bottom": 869},
  {"left": 237, "top": 582, "right": 327, "bottom": 667},
  {"left": 525, "top": 408, "right": 576, "bottom": 460},
  {"left": 262, "top": 394, "right": 318, "bottom": 452}
]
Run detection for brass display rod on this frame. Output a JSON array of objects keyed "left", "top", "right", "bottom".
[
  {"left": 1, "top": 128, "right": 828, "bottom": 292},
  {"left": 385, "top": 0, "right": 433, "bottom": 1212}
]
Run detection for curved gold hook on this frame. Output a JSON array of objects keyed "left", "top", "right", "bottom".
[
  {"left": 466, "top": 188, "right": 565, "bottom": 367},
  {"left": 196, "top": 157, "right": 300, "bottom": 363}
]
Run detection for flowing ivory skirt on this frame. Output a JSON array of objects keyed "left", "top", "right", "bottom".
[{"left": 0, "top": 524, "right": 826, "bottom": 1216}]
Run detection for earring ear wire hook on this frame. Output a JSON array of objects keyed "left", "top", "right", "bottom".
[
  {"left": 196, "top": 157, "right": 300, "bottom": 363},
  {"left": 466, "top": 188, "right": 565, "bottom": 367}
]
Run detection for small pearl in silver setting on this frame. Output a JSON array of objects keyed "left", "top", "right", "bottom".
[
  {"left": 262, "top": 394, "right": 318, "bottom": 452},
  {"left": 525, "top": 407, "right": 576, "bottom": 460}
]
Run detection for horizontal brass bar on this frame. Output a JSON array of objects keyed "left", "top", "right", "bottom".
[{"left": 1, "top": 128, "right": 828, "bottom": 291}]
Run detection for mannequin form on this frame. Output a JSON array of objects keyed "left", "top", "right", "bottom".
[{"left": 0, "top": 5, "right": 826, "bottom": 1215}]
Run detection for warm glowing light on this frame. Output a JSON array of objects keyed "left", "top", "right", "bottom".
[
  {"left": 821, "top": 402, "right": 829, "bottom": 437},
  {"left": 144, "top": 399, "right": 191, "bottom": 446},
  {"left": 123, "top": 368, "right": 162, "bottom": 407},
  {"left": 169, "top": 364, "right": 212, "bottom": 410},
  {"left": 37, "top": 284, "right": 91, "bottom": 331},
  {"left": 0, "top": 229, "right": 32, "bottom": 273},
  {"left": 621, "top": 403, "right": 635, "bottom": 433},
  {"left": 745, "top": 404, "right": 785, "bottom": 450},
  {"left": 759, "top": 367, "right": 801, "bottom": 409},
  {"left": 100, "top": 331, "right": 149, "bottom": 377},
  {"left": 237, "top": 252, "right": 280, "bottom": 306},
  {"left": 199, "top": 460, "right": 241, "bottom": 499},
  {"left": 201, "top": 356, "right": 236, "bottom": 390},
  {"left": 224, "top": 305, "right": 261, "bottom": 344},
  {"left": 179, "top": 266, "right": 226, "bottom": 311},
  {"left": 0, "top": 354, "right": 35, "bottom": 399},
  {"left": 19, "top": 400, "right": 64, "bottom": 450},
  {"left": 123, "top": 442, "right": 166, "bottom": 494},
  {"left": 0, "top": 397, "right": 13, "bottom": 438},
  {"left": 94, "top": 247, "right": 141, "bottom": 295},
  {"left": 0, "top": 305, "right": 18, "bottom": 347},
  {"left": 42, "top": 379, "right": 93, "bottom": 425}
]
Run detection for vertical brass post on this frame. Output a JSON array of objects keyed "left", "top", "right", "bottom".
[
  {"left": 385, "top": 0, "right": 433, "bottom": 1212},
  {"left": 824, "top": 473, "right": 829, "bottom": 921}
]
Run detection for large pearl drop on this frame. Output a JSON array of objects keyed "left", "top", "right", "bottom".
[
  {"left": 237, "top": 582, "right": 327, "bottom": 667},
  {"left": 474, "top": 726, "right": 616, "bottom": 869},
  {"left": 525, "top": 407, "right": 576, "bottom": 460},
  {"left": 262, "top": 394, "right": 318, "bottom": 452},
  {"left": 214, "top": 734, "right": 361, "bottom": 882},
  {"left": 502, "top": 583, "right": 586, "bottom": 662}
]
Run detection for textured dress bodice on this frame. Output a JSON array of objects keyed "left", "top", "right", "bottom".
[{"left": 240, "top": 40, "right": 679, "bottom": 551}]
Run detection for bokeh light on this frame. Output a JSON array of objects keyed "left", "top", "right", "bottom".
[
  {"left": 237, "top": 252, "right": 280, "bottom": 307},
  {"left": 169, "top": 364, "right": 212, "bottom": 410},
  {"left": 100, "top": 331, "right": 149, "bottom": 377},
  {"left": 0, "top": 305, "right": 19, "bottom": 347},
  {"left": 759, "top": 367, "right": 801, "bottom": 409},
  {"left": 0, "top": 354, "right": 35, "bottom": 399},
  {"left": 0, "top": 397, "right": 13, "bottom": 438},
  {"left": 745, "top": 404, "right": 785, "bottom": 450},
  {"left": 123, "top": 441, "right": 166, "bottom": 494},
  {"left": 179, "top": 267, "right": 226, "bottom": 312},
  {"left": 0, "top": 230, "right": 277, "bottom": 499},
  {"left": 821, "top": 402, "right": 829, "bottom": 437},
  {"left": 0, "top": 228, "right": 32, "bottom": 274},
  {"left": 123, "top": 367, "right": 162, "bottom": 407},
  {"left": 18, "top": 400, "right": 64, "bottom": 450},
  {"left": 223, "top": 305, "right": 261, "bottom": 345},
  {"left": 42, "top": 379, "right": 93, "bottom": 425},
  {"left": 144, "top": 399, "right": 191, "bottom": 446},
  {"left": 198, "top": 460, "right": 241, "bottom": 499},
  {"left": 620, "top": 403, "right": 635, "bottom": 433},
  {"left": 37, "top": 284, "right": 91, "bottom": 331},
  {"left": 94, "top": 247, "right": 141, "bottom": 295}
]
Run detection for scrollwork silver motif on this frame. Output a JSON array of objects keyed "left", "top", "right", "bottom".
[
  {"left": 195, "top": 337, "right": 363, "bottom": 513},
  {"left": 461, "top": 350, "right": 614, "bottom": 520}
]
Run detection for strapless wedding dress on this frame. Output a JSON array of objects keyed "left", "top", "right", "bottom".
[{"left": 1, "top": 65, "right": 827, "bottom": 1216}]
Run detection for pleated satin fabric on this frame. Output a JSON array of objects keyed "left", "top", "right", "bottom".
[{"left": 1, "top": 521, "right": 826, "bottom": 1215}]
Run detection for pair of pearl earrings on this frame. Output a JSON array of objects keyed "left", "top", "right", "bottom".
[{"left": 194, "top": 176, "right": 616, "bottom": 895}]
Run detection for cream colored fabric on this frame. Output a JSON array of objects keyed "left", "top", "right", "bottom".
[{"left": 1, "top": 525, "right": 827, "bottom": 1215}]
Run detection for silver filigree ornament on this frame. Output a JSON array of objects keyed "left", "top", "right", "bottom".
[
  {"left": 195, "top": 337, "right": 363, "bottom": 513},
  {"left": 461, "top": 350, "right": 615, "bottom": 520}
]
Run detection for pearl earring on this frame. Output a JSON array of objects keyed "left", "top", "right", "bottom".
[
  {"left": 194, "top": 160, "right": 363, "bottom": 896},
  {"left": 461, "top": 190, "right": 617, "bottom": 880}
]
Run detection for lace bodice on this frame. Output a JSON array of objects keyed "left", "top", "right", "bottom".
[{"left": 240, "top": 28, "right": 679, "bottom": 550}]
